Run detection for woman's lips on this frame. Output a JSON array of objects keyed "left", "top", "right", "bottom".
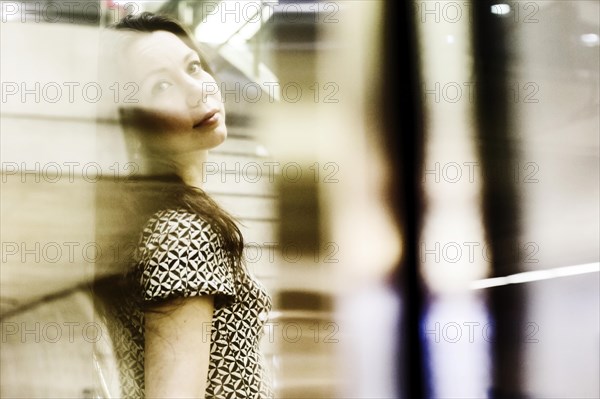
[{"left": 193, "top": 110, "right": 219, "bottom": 129}]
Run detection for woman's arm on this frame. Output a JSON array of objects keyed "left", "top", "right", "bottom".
[{"left": 144, "top": 295, "right": 214, "bottom": 398}]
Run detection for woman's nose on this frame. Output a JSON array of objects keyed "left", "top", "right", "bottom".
[{"left": 185, "top": 76, "right": 210, "bottom": 108}]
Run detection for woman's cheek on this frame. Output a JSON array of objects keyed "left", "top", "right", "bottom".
[
  {"left": 147, "top": 102, "right": 192, "bottom": 130},
  {"left": 123, "top": 106, "right": 192, "bottom": 137}
]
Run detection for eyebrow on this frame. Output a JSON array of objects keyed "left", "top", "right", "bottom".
[{"left": 140, "top": 51, "right": 199, "bottom": 84}]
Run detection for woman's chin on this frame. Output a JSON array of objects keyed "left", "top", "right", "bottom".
[{"left": 207, "top": 125, "right": 227, "bottom": 148}]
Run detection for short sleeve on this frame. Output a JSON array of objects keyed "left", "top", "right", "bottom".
[{"left": 135, "top": 208, "right": 236, "bottom": 305}]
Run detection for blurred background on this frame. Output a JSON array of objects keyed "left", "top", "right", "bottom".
[{"left": 1, "top": 1, "right": 598, "bottom": 398}]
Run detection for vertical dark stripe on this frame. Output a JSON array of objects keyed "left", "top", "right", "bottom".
[
  {"left": 472, "top": 3, "right": 526, "bottom": 398},
  {"left": 382, "top": 2, "right": 428, "bottom": 398}
]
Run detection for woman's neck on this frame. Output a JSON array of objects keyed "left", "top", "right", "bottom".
[{"left": 172, "top": 150, "right": 209, "bottom": 189}]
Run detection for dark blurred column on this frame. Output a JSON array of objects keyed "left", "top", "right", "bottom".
[
  {"left": 382, "top": 2, "right": 429, "bottom": 398},
  {"left": 472, "top": 2, "right": 526, "bottom": 398}
]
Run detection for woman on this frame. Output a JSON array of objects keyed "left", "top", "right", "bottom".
[{"left": 94, "top": 12, "right": 273, "bottom": 399}]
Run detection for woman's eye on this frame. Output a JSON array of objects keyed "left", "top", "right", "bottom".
[
  {"left": 151, "top": 81, "right": 172, "bottom": 95},
  {"left": 188, "top": 61, "right": 203, "bottom": 75}
]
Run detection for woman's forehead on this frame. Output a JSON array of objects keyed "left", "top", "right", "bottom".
[{"left": 126, "top": 31, "right": 195, "bottom": 75}]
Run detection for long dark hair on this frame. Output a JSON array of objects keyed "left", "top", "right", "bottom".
[{"left": 93, "top": 13, "right": 244, "bottom": 304}]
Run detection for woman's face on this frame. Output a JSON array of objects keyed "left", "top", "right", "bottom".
[{"left": 123, "top": 31, "right": 226, "bottom": 154}]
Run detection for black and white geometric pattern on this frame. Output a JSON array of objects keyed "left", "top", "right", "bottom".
[{"left": 107, "top": 208, "right": 273, "bottom": 398}]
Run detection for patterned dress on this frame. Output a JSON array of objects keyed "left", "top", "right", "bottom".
[{"left": 106, "top": 207, "right": 273, "bottom": 398}]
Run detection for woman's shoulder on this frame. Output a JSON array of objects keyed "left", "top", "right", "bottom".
[
  {"left": 134, "top": 206, "right": 236, "bottom": 302},
  {"left": 141, "top": 207, "right": 214, "bottom": 237},
  {"left": 136, "top": 207, "right": 224, "bottom": 255}
]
